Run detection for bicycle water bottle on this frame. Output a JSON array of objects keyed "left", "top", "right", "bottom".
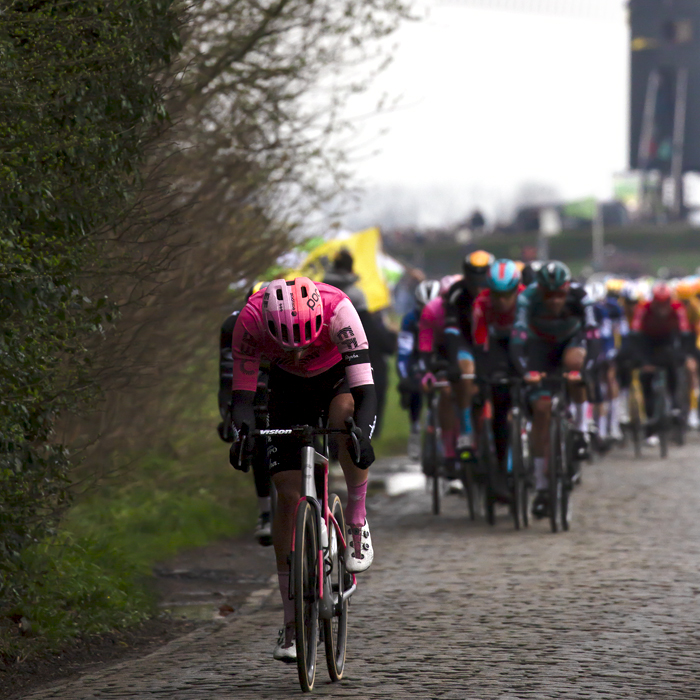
[{"left": 320, "top": 516, "right": 329, "bottom": 548}]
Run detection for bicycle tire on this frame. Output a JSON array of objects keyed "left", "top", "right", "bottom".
[
  {"left": 422, "top": 403, "right": 441, "bottom": 516},
  {"left": 560, "top": 422, "right": 572, "bottom": 532},
  {"left": 629, "top": 379, "right": 643, "bottom": 458},
  {"left": 548, "top": 410, "right": 561, "bottom": 533},
  {"left": 324, "top": 494, "right": 348, "bottom": 682},
  {"left": 508, "top": 414, "right": 522, "bottom": 530},
  {"left": 657, "top": 381, "right": 669, "bottom": 459},
  {"left": 478, "top": 422, "right": 496, "bottom": 526},
  {"left": 432, "top": 469, "right": 441, "bottom": 516},
  {"left": 520, "top": 421, "right": 531, "bottom": 529},
  {"left": 294, "top": 500, "right": 319, "bottom": 692},
  {"left": 461, "top": 460, "right": 477, "bottom": 521}
]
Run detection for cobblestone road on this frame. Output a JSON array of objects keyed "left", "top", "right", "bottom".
[{"left": 22, "top": 441, "right": 700, "bottom": 699}]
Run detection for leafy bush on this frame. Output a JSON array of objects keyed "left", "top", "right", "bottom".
[{"left": 0, "top": 0, "right": 180, "bottom": 574}]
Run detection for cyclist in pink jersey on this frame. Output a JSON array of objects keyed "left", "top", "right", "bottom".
[
  {"left": 229, "top": 278, "right": 376, "bottom": 663},
  {"left": 418, "top": 275, "right": 476, "bottom": 479}
]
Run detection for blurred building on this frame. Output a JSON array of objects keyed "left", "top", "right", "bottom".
[{"left": 629, "top": 0, "right": 700, "bottom": 216}]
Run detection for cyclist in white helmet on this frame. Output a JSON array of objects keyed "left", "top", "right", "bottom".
[{"left": 397, "top": 279, "right": 440, "bottom": 459}]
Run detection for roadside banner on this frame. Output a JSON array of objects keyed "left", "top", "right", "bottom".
[{"left": 290, "top": 227, "right": 398, "bottom": 311}]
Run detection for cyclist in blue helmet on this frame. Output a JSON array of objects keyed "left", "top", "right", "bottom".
[{"left": 472, "top": 260, "right": 525, "bottom": 494}]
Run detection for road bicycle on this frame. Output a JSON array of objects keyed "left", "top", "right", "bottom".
[
  {"left": 529, "top": 372, "right": 583, "bottom": 533},
  {"left": 473, "top": 374, "right": 531, "bottom": 529},
  {"left": 421, "top": 372, "right": 477, "bottom": 518},
  {"left": 506, "top": 377, "right": 531, "bottom": 530},
  {"left": 637, "top": 365, "right": 685, "bottom": 458},
  {"left": 234, "top": 419, "right": 361, "bottom": 693}
]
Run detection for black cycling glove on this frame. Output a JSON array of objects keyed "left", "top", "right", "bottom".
[{"left": 349, "top": 383, "right": 377, "bottom": 469}]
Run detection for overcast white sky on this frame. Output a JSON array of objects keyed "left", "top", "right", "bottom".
[{"left": 342, "top": 0, "right": 629, "bottom": 227}]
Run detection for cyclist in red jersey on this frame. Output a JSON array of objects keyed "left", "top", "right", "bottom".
[
  {"left": 228, "top": 278, "right": 376, "bottom": 662},
  {"left": 624, "top": 282, "right": 694, "bottom": 440},
  {"left": 472, "top": 260, "right": 525, "bottom": 476}
]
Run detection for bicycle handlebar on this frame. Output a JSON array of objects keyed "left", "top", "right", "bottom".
[{"left": 232, "top": 418, "right": 362, "bottom": 470}]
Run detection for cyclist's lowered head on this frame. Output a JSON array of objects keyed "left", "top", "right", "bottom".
[
  {"left": 487, "top": 258, "right": 521, "bottom": 312},
  {"left": 462, "top": 249, "right": 494, "bottom": 295},
  {"left": 650, "top": 281, "right": 673, "bottom": 317},
  {"left": 262, "top": 277, "right": 323, "bottom": 363},
  {"left": 537, "top": 260, "right": 571, "bottom": 314}
]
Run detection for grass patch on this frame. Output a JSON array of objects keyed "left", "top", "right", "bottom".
[
  {"left": 2, "top": 353, "right": 409, "bottom": 661},
  {"left": 2, "top": 360, "right": 257, "bottom": 662},
  {"left": 373, "top": 364, "right": 410, "bottom": 458}
]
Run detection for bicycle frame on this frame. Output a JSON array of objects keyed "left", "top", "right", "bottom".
[{"left": 291, "top": 441, "right": 357, "bottom": 619}]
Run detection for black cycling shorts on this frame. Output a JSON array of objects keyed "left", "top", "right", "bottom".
[
  {"left": 267, "top": 362, "right": 350, "bottom": 475},
  {"left": 526, "top": 332, "right": 586, "bottom": 404}
]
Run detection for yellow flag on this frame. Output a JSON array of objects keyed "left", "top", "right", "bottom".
[{"left": 289, "top": 227, "right": 391, "bottom": 312}]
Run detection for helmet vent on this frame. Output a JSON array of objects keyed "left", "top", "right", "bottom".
[
  {"left": 315, "top": 315, "right": 322, "bottom": 331},
  {"left": 281, "top": 324, "right": 289, "bottom": 343},
  {"left": 293, "top": 324, "right": 301, "bottom": 344},
  {"left": 305, "top": 321, "right": 311, "bottom": 341},
  {"left": 276, "top": 288, "right": 283, "bottom": 301},
  {"left": 268, "top": 321, "right": 277, "bottom": 336},
  {"left": 301, "top": 286, "right": 308, "bottom": 298}
]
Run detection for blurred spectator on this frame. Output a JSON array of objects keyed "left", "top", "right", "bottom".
[
  {"left": 393, "top": 266, "right": 426, "bottom": 316},
  {"left": 469, "top": 209, "right": 486, "bottom": 232},
  {"left": 324, "top": 249, "right": 397, "bottom": 438}
]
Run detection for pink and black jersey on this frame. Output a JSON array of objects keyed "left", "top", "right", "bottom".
[
  {"left": 418, "top": 297, "right": 447, "bottom": 354},
  {"left": 231, "top": 282, "right": 373, "bottom": 391}
]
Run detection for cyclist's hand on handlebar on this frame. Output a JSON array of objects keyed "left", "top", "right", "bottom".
[
  {"left": 525, "top": 371, "right": 544, "bottom": 384},
  {"left": 353, "top": 433, "right": 375, "bottom": 469},
  {"left": 228, "top": 424, "right": 254, "bottom": 472},
  {"left": 345, "top": 418, "right": 375, "bottom": 469},
  {"left": 421, "top": 372, "right": 436, "bottom": 392},
  {"left": 217, "top": 420, "right": 236, "bottom": 443}
]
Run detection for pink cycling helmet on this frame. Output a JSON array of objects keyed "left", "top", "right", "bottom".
[
  {"left": 440, "top": 274, "right": 461, "bottom": 297},
  {"left": 262, "top": 277, "right": 324, "bottom": 349}
]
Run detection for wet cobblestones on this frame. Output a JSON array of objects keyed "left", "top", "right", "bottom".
[{"left": 22, "top": 441, "right": 700, "bottom": 698}]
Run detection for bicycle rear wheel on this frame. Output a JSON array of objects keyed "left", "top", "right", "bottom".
[
  {"left": 460, "top": 459, "right": 477, "bottom": 521},
  {"left": 629, "top": 379, "right": 643, "bottom": 458},
  {"left": 294, "top": 500, "right": 319, "bottom": 692},
  {"left": 477, "top": 422, "right": 497, "bottom": 526},
  {"left": 658, "top": 388, "right": 669, "bottom": 460},
  {"left": 324, "top": 494, "right": 348, "bottom": 682}
]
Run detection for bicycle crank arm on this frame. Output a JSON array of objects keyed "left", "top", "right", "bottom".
[
  {"left": 319, "top": 573, "right": 335, "bottom": 620},
  {"left": 338, "top": 580, "right": 357, "bottom": 606}
]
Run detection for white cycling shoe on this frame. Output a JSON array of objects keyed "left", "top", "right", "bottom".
[
  {"left": 645, "top": 435, "right": 660, "bottom": 447},
  {"left": 345, "top": 519, "right": 373, "bottom": 573},
  {"left": 273, "top": 624, "right": 296, "bottom": 663},
  {"left": 687, "top": 411, "right": 700, "bottom": 430}
]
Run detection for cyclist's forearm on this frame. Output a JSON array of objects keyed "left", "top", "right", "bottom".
[
  {"left": 350, "top": 383, "right": 377, "bottom": 440},
  {"left": 230, "top": 389, "right": 256, "bottom": 429}
]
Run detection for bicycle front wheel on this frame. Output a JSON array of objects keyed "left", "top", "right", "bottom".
[
  {"left": 324, "top": 494, "right": 348, "bottom": 682},
  {"left": 508, "top": 413, "right": 523, "bottom": 530},
  {"left": 548, "top": 414, "right": 562, "bottom": 533},
  {"left": 294, "top": 499, "right": 319, "bottom": 692}
]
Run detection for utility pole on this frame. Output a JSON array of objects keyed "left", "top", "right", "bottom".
[{"left": 592, "top": 201, "right": 604, "bottom": 270}]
